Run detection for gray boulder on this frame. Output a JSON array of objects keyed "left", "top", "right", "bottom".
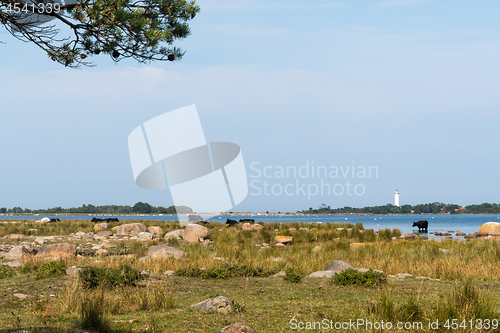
[
  {"left": 35, "top": 237, "right": 48, "bottom": 245},
  {"left": 137, "top": 232, "right": 154, "bottom": 242},
  {"left": 184, "top": 224, "right": 210, "bottom": 243},
  {"left": 307, "top": 270, "right": 336, "bottom": 278},
  {"left": 36, "top": 243, "right": 77, "bottom": 259},
  {"left": 3, "top": 234, "right": 28, "bottom": 240},
  {"left": 190, "top": 296, "right": 233, "bottom": 314},
  {"left": 164, "top": 229, "right": 185, "bottom": 240},
  {"left": 272, "top": 271, "right": 286, "bottom": 278},
  {"left": 5, "top": 246, "right": 30, "bottom": 260},
  {"left": 95, "top": 231, "right": 113, "bottom": 238},
  {"left": 148, "top": 245, "right": 186, "bottom": 259},
  {"left": 94, "top": 223, "right": 108, "bottom": 232},
  {"left": 324, "top": 260, "right": 354, "bottom": 272},
  {"left": 116, "top": 223, "right": 148, "bottom": 236},
  {"left": 3, "top": 259, "right": 23, "bottom": 267}
]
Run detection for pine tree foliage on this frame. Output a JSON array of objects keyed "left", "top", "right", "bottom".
[{"left": 0, "top": 0, "right": 200, "bottom": 67}]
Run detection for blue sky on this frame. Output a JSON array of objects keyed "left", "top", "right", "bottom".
[{"left": 1, "top": 0, "right": 500, "bottom": 212}]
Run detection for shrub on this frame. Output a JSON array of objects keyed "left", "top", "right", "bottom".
[
  {"left": 36, "top": 261, "right": 66, "bottom": 280},
  {"left": 21, "top": 262, "right": 39, "bottom": 274},
  {"left": 283, "top": 268, "right": 302, "bottom": 283},
  {"left": 79, "top": 264, "right": 145, "bottom": 289},
  {"left": 175, "top": 263, "right": 275, "bottom": 279},
  {"left": 331, "top": 269, "right": 387, "bottom": 287},
  {"left": 0, "top": 266, "right": 15, "bottom": 279}
]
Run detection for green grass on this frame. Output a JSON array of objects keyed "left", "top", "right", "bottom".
[{"left": 1, "top": 219, "right": 500, "bottom": 332}]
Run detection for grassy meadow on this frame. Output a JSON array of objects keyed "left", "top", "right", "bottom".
[{"left": 0, "top": 219, "right": 500, "bottom": 332}]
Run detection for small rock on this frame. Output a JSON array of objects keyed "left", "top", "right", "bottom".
[
  {"left": 275, "top": 236, "right": 293, "bottom": 244},
  {"left": 394, "top": 273, "right": 413, "bottom": 279},
  {"left": 242, "top": 223, "right": 264, "bottom": 232},
  {"left": 456, "top": 232, "right": 466, "bottom": 236},
  {"left": 95, "top": 231, "right": 113, "bottom": 238},
  {"left": 307, "top": 270, "right": 336, "bottom": 278},
  {"left": 3, "top": 259, "right": 23, "bottom": 267},
  {"left": 312, "top": 245, "right": 322, "bottom": 252},
  {"left": 190, "top": 296, "right": 233, "bottom": 314},
  {"left": 66, "top": 265, "right": 86, "bottom": 277},
  {"left": 215, "top": 322, "right": 258, "bottom": 333},
  {"left": 164, "top": 270, "right": 175, "bottom": 276},
  {"left": 271, "top": 271, "right": 286, "bottom": 278},
  {"left": 164, "top": 229, "right": 185, "bottom": 240},
  {"left": 35, "top": 237, "right": 48, "bottom": 245},
  {"left": 137, "top": 232, "right": 155, "bottom": 242},
  {"left": 94, "top": 223, "right": 108, "bottom": 232},
  {"left": 147, "top": 226, "right": 163, "bottom": 235},
  {"left": 148, "top": 245, "right": 186, "bottom": 259},
  {"left": 13, "top": 293, "right": 31, "bottom": 300},
  {"left": 3, "top": 234, "right": 28, "bottom": 240},
  {"left": 275, "top": 243, "right": 285, "bottom": 248},
  {"left": 271, "top": 257, "right": 283, "bottom": 262},
  {"left": 439, "top": 248, "right": 450, "bottom": 255},
  {"left": 324, "top": 260, "right": 354, "bottom": 272}
]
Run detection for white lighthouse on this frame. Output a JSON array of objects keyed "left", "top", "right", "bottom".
[{"left": 395, "top": 190, "right": 400, "bottom": 207}]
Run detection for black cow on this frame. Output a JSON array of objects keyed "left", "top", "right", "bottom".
[
  {"left": 49, "top": 218, "right": 60, "bottom": 222},
  {"left": 226, "top": 219, "right": 238, "bottom": 227},
  {"left": 91, "top": 218, "right": 104, "bottom": 223},
  {"left": 188, "top": 214, "right": 203, "bottom": 223},
  {"left": 104, "top": 218, "right": 119, "bottom": 222},
  {"left": 412, "top": 220, "right": 428, "bottom": 232},
  {"left": 239, "top": 219, "right": 255, "bottom": 224}
]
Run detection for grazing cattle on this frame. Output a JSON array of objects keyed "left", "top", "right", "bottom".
[
  {"left": 49, "top": 218, "right": 60, "bottom": 222},
  {"left": 412, "top": 220, "right": 428, "bottom": 231},
  {"left": 91, "top": 218, "right": 104, "bottom": 223},
  {"left": 104, "top": 218, "right": 119, "bottom": 222},
  {"left": 226, "top": 219, "right": 238, "bottom": 227},
  {"left": 188, "top": 214, "right": 203, "bottom": 223},
  {"left": 239, "top": 219, "right": 255, "bottom": 224}
]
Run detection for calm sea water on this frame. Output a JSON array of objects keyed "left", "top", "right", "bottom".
[{"left": 3, "top": 214, "right": 497, "bottom": 239}]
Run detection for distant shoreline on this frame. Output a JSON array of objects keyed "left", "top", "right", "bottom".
[{"left": 1, "top": 212, "right": 499, "bottom": 217}]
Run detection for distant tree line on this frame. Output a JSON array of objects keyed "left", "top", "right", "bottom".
[
  {"left": 300, "top": 202, "right": 500, "bottom": 215},
  {"left": 0, "top": 202, "right": 192, "bottom": 215}
]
